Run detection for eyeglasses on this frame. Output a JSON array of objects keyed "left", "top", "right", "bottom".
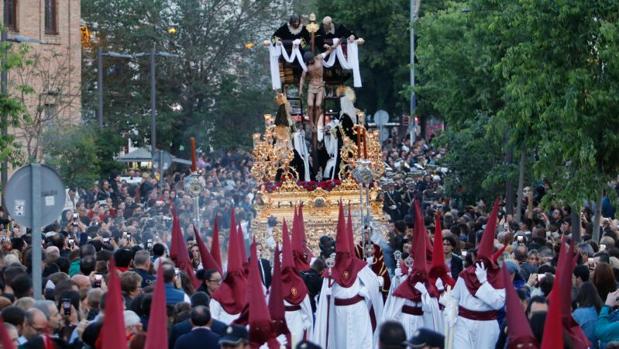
[{"left": 208, "top": 279, "right": 222, "bottom": 284}]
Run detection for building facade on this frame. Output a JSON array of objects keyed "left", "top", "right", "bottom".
[{"left": 2, "top": 0, "right": 81, "bottom": 160}]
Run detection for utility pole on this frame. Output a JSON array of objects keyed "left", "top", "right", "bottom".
[
  {"left": 1, "top": 29, "right": 8, "bottom": 189},
  {"left": 149, "top": 48, "right": 158, "bottom": 181},
  {"left": 410, "top": 0, "right": 421, "bottom": 144},
  {"left": 97, "top": 48, "right": 104, "bottom": 128}
]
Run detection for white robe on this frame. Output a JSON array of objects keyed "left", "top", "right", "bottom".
[
  {"left": 284, "top": 296, "right": 314, "bottom": 347},
  {"left": 450, "top": 277, "right": 505, "bottom": 349},
  {"left": 209, "top": 299, "right": 240, "bottom": 325},
  {"left": 313, "top": 266, "right": 383, "bottom": 349},
  {"left": 292, "top": 130, "right": 311, "bottom": 182},
  {"left": 323, "top": 122, "right": 339, "bottom": 180},
  {"left": 380, "top": 277, "right": 442, "bottom": 338}
]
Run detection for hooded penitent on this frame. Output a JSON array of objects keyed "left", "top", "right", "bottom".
[
  {"left": 211, "top": 210, "right": 247, "bottom": 315},
  {"left": 429, "top": 212, "right": 455, "bottom": 289},
  {"left": 170, "top": 207, "right": 200, "bottom": 288},
  {"left": 556, "top": 237, "right": 591, "bottom": 349},
  {"left": 393, "top": 200, "right": 430, "bottom": 301},
  {"left": 144, "top": 264, "right": 169, "bottom": 349},
  {"left": 247, "top": 241, "right": 279, "bottom": 349},
  {"left": 268, "top": 244, "right": 291, "bottom": 343},
  {"left": 100, "top": 259, "right": 128, "bottom": 349},
  {"left": 292, "top": 205, "right": 312, "bottom": 271},
  {"left": 193, "top": 225, "right": 222, "bottom": 274},
  {"left": 502, "top": 266, "right": 539, "bottom": 349},
  {"left": 282, "top": 219, "right": 309, "bottom": 305},
  {"left": 331, "top": 201, "right": 366, "bottom": 288},
  {"left": 211, "top": 217, "right": 223, "bottom": 273},
  {"left": 541, "top": 265, "right": 563, "bottom": 349},
  {"left": 459, "top": 200, "right": 504, "bottom": 294}
]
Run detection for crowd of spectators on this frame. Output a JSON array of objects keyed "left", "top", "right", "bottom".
[
  {"left": 0, "top": 128, "right": 618, "bottom": 348},
  {"left": 375, "top": 128, "right": 619, "bottom": 348},
  {"left": 0, "top": 149, "right": 258, "bottom": 348}
]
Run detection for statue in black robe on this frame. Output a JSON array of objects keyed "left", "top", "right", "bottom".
[
  {"left": 272, "top": 14, "right": 311, "bottom": 49},
  {"left": 315, "top": 16, "right": 356, "bottom": 51}
]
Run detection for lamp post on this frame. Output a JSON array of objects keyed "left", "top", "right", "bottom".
[
  {"left": 95, "top": 48, "right": 177, "bottom": 180},
  {"left": 96, "top": 50, "right": 133, "bottom": 128},
  {"left": 0, "top": 32, "right": 41, "bottom": 189},
  {"left": 134, "top": 49, "right": 178, "bottom": 184}
]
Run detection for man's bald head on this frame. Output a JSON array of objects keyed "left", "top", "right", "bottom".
[{"left": 71, "top": 275, "right": 91, "bottom": 290}]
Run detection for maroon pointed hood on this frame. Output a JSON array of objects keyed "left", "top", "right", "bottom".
[
  {"left": 248, "top": 240, "right": 278, "bottom": 349},
  {"left": 281, "top": 220, "right": 308, "bottom": 305},
  {"left": 170, "top": 209, "right": 200, "bottom": 288},
  {"left": 332, "top": 201, "right": 366, "bottom": 288},
  {"left": 101, "top": 259, "right": 128, "bottom": 349},
  {"left": 193, "top": 225, "right": 222, "bottom": 274},
  {"left": 429, "top": 212, "right": 455, "bottom": 288},
  {"left": 409, "top": 200, "right": 433, "bottom": 260},
  {"left": 556, "top": 237, "right": 591, "bottom": 349},
  {"left": 211, "top": 211, "right": 247, "bottom": 315},
  {"left": 477, "top": 199, "right": 500, "bottom": 261},
  {"left": 502, "top": 266, "right": 538, "bottom": 349},
  {"left": 144, "top": 264, "right": 169, "bottom": 349},
  {"left": 211, "top": 217, "right": 223, "bottom": 272},
  {"left": 460, "top": 199, "right": 504, "bottom": 294},
  {"left": 541, "top": 265, "right": 564, "bottom": 349},
  {"left": 268, "top": 244, "right": 291, "bottom": 341},
  {"left": 292, "top": 204, "right": 312, "bottom": 271},
  {"left": 394, "top": 201, "right": 430, "bottom": 301}
]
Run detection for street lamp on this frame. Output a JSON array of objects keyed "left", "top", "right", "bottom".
[
  {"left": 96, "top": 48, "right": 177, "bottom": 176},
  {"left": 133, "top": 49, "right": 178, "bottom": 179},
  {"left": 1, "top": 32, "right": 41, "bottom": 188}
]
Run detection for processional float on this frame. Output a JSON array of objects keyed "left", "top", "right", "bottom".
[{"left": 251, "top": 13, "right": 388, "bottom": 255}]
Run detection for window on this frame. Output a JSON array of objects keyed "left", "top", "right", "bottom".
[
  {"left": 44, "top": 0, "right": 57, "bottom": 34},
  {"left": 4, "top": 0, "right": 17, "bottom": 31}
]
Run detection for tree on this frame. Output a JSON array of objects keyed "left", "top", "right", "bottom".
[
  {"left": 11, "top": 45, "right": 80, "bottom": 161},
  {"left": 81, "top": 0, "right": 287, "bottom": 155},
  {"left": 0, "top": 40, "right": 29, "bottom": 177},
  {"left": 415, "top": 1, "right": 515, "bottom": 205},
  {"left": 416, "top": 0, "right": 619, "bottom": 231},
  {"left": 42, "top": 125, "right": 101, "bottom": 189},
  {"left": 433, "top": 114, "right": 510, "bottom": 205},
  {"left": 314, "top": 0, "right": 411, "bottom": 117}
]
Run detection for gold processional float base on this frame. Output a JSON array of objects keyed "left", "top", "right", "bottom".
[
  {"left": 251, "top": 178, "right": 389, "bottom": 256},
  {"left": 250, "top": 112, "right": 389, "bottom": 256}
]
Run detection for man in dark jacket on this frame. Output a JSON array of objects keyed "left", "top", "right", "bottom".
[
  {"left": 169, "top": 292, "right": 226, "bottom": 349},
  {"left": 132, "top": 250, "right": 155, "bottom": 288},
  {"left": 173, "top": 306, "right": 220, "bottom": 349}
]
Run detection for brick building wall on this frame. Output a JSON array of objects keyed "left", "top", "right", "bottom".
[{"left": 2, "top": 0, "right": 81, "bottom": 160}]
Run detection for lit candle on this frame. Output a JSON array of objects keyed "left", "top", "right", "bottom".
[
  {"left": 363, "top": 130, "right": 368, "bottom": 158},
  {"left": 356, "top": 126, "right": 361, "bottom": 157}
]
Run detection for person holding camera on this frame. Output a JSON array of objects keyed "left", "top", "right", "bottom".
[{"left": 595, "top": 289, "right": 619, "bottom": 347}]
